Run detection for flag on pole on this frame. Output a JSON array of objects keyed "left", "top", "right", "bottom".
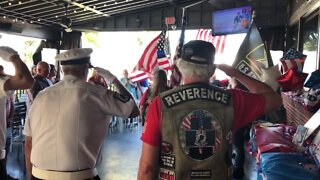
[
  {"left": 232, "top": 23, "right": 272, "bottom": 80},
  {"left": 157, "top": 31, "right": 171, "bottom": 71},
  {"left": 196, "top": 29, "right": 227, "bottom": 54},
  {"left": 130, "top": 30, "right": 171, "bottom": 82},
  {"left": 169, "top": 8, "right": 186, "bottom": 88}
]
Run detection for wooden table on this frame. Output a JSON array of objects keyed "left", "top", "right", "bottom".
[{"left": 281, "top": 92, "right": 315, "bottom": 126}]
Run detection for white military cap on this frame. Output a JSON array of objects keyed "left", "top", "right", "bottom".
[{"left": 55, "top": 48, "right": 94, "bottom": 68}]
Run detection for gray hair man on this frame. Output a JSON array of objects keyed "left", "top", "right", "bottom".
[
  {"left": 24, "top": 48, "right": 139, "bottom": 180},
  {"left": 138, "top": 40, "right": 281, "bottom": 179}
]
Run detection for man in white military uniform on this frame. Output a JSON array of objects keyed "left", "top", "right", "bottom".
[
  {"left": 23, "top": 48, "right": 139, "bottom": 180},
  {"left": 0, "top": 47, "right": 34, "bottom": 179}
]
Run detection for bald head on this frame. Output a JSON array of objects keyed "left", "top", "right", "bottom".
[
  {"left": 36, "top": 61, "right": 50, "bottom": 78},
  {"left": 123, "top": 69, "right": 129, "bottom": 77}
]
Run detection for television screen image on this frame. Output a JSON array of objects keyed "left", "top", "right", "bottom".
[{"left": 212, "top": 6, "right": 252, "bottom": 35}]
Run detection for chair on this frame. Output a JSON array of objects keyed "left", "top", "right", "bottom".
[
  {"left": 11, "top": 101, "right": 27, "bottom": 172},
  {"left": 12, "top": 102, "right": 27, "bottom": 139}
]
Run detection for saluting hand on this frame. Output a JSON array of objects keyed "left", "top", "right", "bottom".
[
  {"left": 215, "top": 64, "right": 238, "bottom": 77},
  {"left": 94, "top": 67, "right": 116, "bottom": 85},
  {"left": 0, "top": 46, "right": 19, "bottom": 62}
]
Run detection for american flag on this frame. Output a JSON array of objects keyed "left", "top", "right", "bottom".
[
  {"left": 196, "top": 29, "right": 227, "bottom": 54},
  {"left": 169, "top": 9, "right": 186, "bottom": 88},
  {"left": 129, "top": 69, "right": 148, "bottom": 83},
  {"left": 157, "top": 31, "right": 171, "bottom": 71},
  {"left": 130, "top": 30, "right": 171, "bottom": 82},
  {"left": 182, "top": 116, "right": 192, "bottom": 130},
  {"left": 280, "top": 48, "right": 307, "bottom": 72}
]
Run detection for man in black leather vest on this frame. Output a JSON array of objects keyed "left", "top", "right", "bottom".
[{"left": 138, "top": 40, "right": 282, "bottom": 180}]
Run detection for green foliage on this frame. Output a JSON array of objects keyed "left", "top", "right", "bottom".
[
  {"left": 303, "top": 32, "right": 318, "bottom": 51},
  {"left": 24, "top": 40, "right": 39, "bottom": 66},
  {"left": 83, "top": 32, "right": 100, "bottom": 48},
  {"left": 136, "top": 36, "right": 143, "bottom": 46}
]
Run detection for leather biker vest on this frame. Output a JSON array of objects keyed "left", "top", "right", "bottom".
[{"left": 158, "top": 83, "right": 234, "bottom": 180}]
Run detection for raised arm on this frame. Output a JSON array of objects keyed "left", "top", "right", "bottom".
[
  {"left": 0, "top": 47, "right": 34, "bottom": 91},
  {"left": 216, "top": 64, "right": 282, "bottom": 112},
  {"left": 95, "top": 67, "right": 140, "bottom": 118}
]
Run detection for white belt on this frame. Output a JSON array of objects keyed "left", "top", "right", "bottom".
[{"left": 32, "top": 166, "right": 98, "bottom": 180}]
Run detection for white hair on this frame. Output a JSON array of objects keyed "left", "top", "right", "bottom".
[
  {"left": 61, "top": 64, "right": 88, "bottom": 79},
  {"left": 177, "top": 59, "right": 215, "bottom": 82}
]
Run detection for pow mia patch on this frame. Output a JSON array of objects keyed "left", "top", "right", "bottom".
[
  {"left": 113, "top": 92, "right": 130, "bottom": 103},
  {"left": 179, "top": 110, "right": 223, "bottom": 161}
]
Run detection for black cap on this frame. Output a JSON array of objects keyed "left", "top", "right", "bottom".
[{"left": 181, "top": 40, "right": 215, "bottom": 64}]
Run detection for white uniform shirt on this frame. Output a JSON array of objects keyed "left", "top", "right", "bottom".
[
  {"left": 23, "top": 75, "right": 135, "bottom": 171},
  {"left": 0, "top": 76, "right": 13, "bottom": 159}
]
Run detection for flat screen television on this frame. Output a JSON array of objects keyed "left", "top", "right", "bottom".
[{"left": 212, "top": 6, "right": 252, "bottom": 36}]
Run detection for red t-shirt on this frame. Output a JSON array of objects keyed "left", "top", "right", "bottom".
[{"left": 141, "top": 88, "right": 266, "bottom": 147}]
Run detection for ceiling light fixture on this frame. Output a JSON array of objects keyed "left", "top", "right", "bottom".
[{"left": 63, "top": 0, "right": 110, "bottom": 18}]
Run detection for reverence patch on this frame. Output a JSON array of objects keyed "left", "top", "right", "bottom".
[
  {"left": 113, "top": 92, "right": 130, "bottom": 103},
  {"left": 162, "top": 86, "right": 230, "bottom": 108},
  {"left": 179, "top": 110, "right": 222, "bottom": 161}
]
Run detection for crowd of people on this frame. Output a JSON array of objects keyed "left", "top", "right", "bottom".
[{"left": 0, "top": 39, "right": 282, "bottom": 180}]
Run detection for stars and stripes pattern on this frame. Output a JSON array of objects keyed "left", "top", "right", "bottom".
[
  {"left": 169, "top": 10, "right": 186, "bottom": 88},
  {"left": 196, "top": 29, "right": 227, "bottom": 54},
  {"left": 214, "top": 136, "right": 221, "bottom": 152},
  {"left": 129, "top": 68, "right": 148, "bottom": 83},
  {"left": 280, "top": 48, "right": 307, "bottom": 73},
  {"left": 281, "top": 48, "right": 307, "bottom": 60},
  {"left": 157, "top": 31, "right": 171, "bottom": 71},
  {"left": 130, "top": 30, "right": 171, "bottom": 82},
  {"left": 195, "top": 110, "right": 205, "bottom": 128},
  {"left": 182, "top": 116, "right": 192, "bottom": 130}
]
